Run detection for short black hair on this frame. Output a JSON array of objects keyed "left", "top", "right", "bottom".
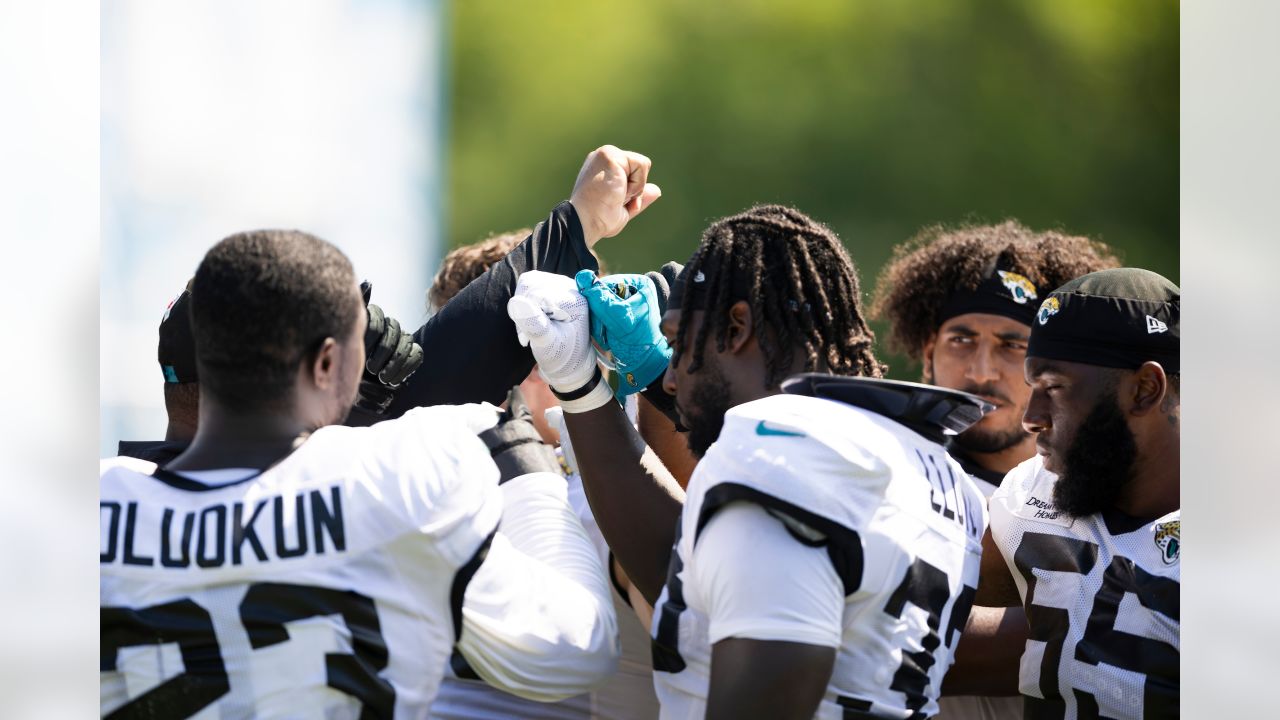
[
  {"left": 675, "top": 204, "right": 886, "bottom": 387},
  {"left": 191, "top": 230, "right": 361, "bottom": 412}
]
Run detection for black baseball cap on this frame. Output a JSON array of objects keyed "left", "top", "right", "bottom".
[
  {"left": 158, "top": 280, "right": 198, "bottom": 383},
  {"left": 1027, "top": 268, "right": 1179, "bottom": 374}
]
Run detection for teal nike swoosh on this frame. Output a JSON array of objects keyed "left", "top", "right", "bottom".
[{"left": 755, "top": 420, "right": 805, "bottom": 437}]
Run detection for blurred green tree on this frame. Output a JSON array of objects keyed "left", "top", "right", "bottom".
[{"left": 447, "top": 0, "right": 1177, "bottom": 378}]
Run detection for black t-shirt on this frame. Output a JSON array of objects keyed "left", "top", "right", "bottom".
[
  {"left": 946, "top": 444, "right": 1007, "bottom": 489},
  {"left": 116, "top": 440, "right": 190, "bottom": 466},
  {"left": 380, "top": 201, "right": 598, "bottom": 418}
]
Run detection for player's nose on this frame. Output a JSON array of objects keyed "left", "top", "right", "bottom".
[
  {"left": 1022, "top": 390, "right": 1050, "bottom": 434},
  {"left": 965, "top": 344, "right": 1000, "bottom": 385},
  {"left": 661, "top": 362, "right": 678, "bottom": 397}
]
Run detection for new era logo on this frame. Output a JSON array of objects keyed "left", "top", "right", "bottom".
[{"left": 1146, "top": 315, "right": 1168, "bottom": 334}]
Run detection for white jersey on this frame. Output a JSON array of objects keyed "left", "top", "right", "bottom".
[
  {"left": 650, "top": 394, "right": 987, "bottom": 720},
  {"left": 936, "top": 450, "right": 1024, "bottom": 720},
  {"left": 101, "top": 405, "right": 617, "bottom": 719},
  {"left": 428, "top": 460, "right": 657, "bottom": 720},
  {"left": 989, "top": 456, "right": 1179, "bottom": 719}
]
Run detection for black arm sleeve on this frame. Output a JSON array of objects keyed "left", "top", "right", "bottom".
[{"left": 382, "top": 201, "right": 599, "bottom": 416}]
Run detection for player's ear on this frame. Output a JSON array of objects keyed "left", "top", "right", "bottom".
[
  {"left": 921, "top": 334, "right": 937, "bottom": 383},
  {"left": 725, "top": 300, "right": 753, "bottom": 354},
  {"left": 309, "top": 337, "right": 341, "bottom": 390},
  {"left": 1127, "top": 361, "right": 1167, "bottom": 417}
]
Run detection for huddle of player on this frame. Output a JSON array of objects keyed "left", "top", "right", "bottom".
[{"left": 101, "top": 146, "right": 1179, "bottom": 720}]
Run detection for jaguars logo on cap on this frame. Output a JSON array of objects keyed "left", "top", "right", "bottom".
[
  {"left": 1036, "top": 297, "right": 1060, "bottom": 325},
  {"left": 1153, "top": 520, "right": 1179, "bottom": 564},
  {"left": 996, "top": 270, "right": 1038, "bottom": 305}
]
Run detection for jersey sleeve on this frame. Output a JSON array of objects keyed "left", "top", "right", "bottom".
[
  {"left": 454, "top": 471, "right": 619, "bottom": 701},
  {"left": 695, "top": 501, "right": 845, "bottom": 648},
  {"left": 356, "top": 405, "right": 505, "bottom": 568}
]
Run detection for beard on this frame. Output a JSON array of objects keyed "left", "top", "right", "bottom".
[
  {"left": 681, "top": 353, "right": 734, "bottom": 459},
  {"left": 949, "top": 381, "right": 1029, "bottom": 454},
  {"left": 954, "top": 420, "right": 1028, "bottom": 454},
  {"left": 1052, "top": 391, "right": 1138, "bottom": 518}
]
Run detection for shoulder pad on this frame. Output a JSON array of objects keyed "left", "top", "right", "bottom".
[{"left": 780, "top": 373, "right": 993, "bottom": 444}]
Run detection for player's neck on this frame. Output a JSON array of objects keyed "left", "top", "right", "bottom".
[
  {"left": 167, "top": 403, "right": 313, "bottom": 472},
  {"left": 163, "top": 416, "right": 197, "bottom": 444},
  {"left": 1116, "top": 431, "right": 1180, "bottom": 521}
]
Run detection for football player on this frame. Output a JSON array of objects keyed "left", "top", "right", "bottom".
[
  {"left": 509, "top": 205, "right": 992, "bottom": 719},
  {"left": 871, "top": 221, "right": 1120, "bottom": 494},
  {"left": 117, "top": 276, "right": 423, "bottom": 464},
  {"left": 870, "top": 222, "right": 1119, "bottom": 719},
  {"left": 978, "top": 267, "right": 1180, "bottom": 718},
  {"left": 375, "top": 145, "right": 664, "bottom": 416},
  {"left": 427, "top": 231, "right": 663, "bottom": 720},
  {"left": 100, "top": 230, "right": 619, "bottom": 717},
  {"left": 116, "top": 279, "right": 200, "bottom": 464}
]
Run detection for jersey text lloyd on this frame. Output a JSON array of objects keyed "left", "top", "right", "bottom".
[{"left": 100, "top": 486, "right": 347, "bottom": 568}]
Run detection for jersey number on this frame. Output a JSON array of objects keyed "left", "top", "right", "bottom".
[
  {"left": 101, "top": 582, "right": 394, "bottom": 719},
  {"left": 1014, "top": 531, "right": 1178, "bottom": 718},
  {"left": 882, "top": 557, "right": 976, "bottom": 716}
]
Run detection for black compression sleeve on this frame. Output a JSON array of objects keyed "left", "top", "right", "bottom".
[{"left": 382, "top": 201, "right": 598, "bottom": 416}]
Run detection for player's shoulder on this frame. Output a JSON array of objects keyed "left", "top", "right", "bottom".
[
  {"left": 990, "top": 455, "right": 1073, "bottom": 528},
  {"left": 101, "top": 454, "right": 156, "bottom": 476},
  {"left": 720, "top": 393, "right": 920, "bottom": 469},
  {"left": 100, "top": 455, "right": 160, "bottom": 492},
  {"left": 690, "top": 394, "right": 915, "bottom": 538},
  {"left": 993, "top": 455, "right": 1053, "bottom": 499},
  {"left": 306, "top": 404, "right": 496, "bottom": 470}
]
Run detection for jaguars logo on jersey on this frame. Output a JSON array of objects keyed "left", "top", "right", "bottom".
[
  {"left": 996, "top": 270, "right": 1038, "bottom": 305},
  {"left": 1036, "top": 297, "right": 1060, "bottom": 326},
  {"left": 1154, "top": 520, "right": 1179, "bottom": 564}
]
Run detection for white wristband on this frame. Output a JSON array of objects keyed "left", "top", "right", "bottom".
[{"left": 557, "top": 378, "right": 616, "bottom": 414}]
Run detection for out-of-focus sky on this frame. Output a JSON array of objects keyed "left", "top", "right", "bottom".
[{"left": 100, "top": 0, "right": 446, "bottom": 456}]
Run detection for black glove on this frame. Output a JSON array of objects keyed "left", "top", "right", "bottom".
[
  {"left": 354, "top": 281, "right": 424, "bottom": 415},
  {"left": 478, "top": 386, "right": 563, "bottom": 484},
  {"left": 640, "top": 261, "right": 687, "bottom": 430}
]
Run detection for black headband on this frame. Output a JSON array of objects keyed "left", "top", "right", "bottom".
[
  {"left": 938, "top": 266, "right": 1040, "bottom": 328},
  {"left": 1027, "top": 268, "right": 1179, "bottom": 374},
  {"left": 668, "top": 258, "right": 733, "bottom": 312}
]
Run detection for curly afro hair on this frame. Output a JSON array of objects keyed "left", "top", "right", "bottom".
[
  {"left": 427, "top": 229, "right": 530, "bottom": 312},
  {"left": 870, "top": 220, "right": 1121, "bottom": 361}
]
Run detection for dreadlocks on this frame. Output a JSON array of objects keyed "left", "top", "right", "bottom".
[{"left": 675, "top": 204, "right": 886, "bottom": 388}]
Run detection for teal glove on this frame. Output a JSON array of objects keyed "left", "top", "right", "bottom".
[{"left": 575, "top": 269, "right": 672, "bottom": 397}]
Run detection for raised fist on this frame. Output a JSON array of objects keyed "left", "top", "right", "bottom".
[{"left": 569, "top": 145, "right": 662, "bottom": 247}]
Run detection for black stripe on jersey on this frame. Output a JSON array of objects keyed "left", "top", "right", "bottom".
[
  {"left": 449, "top": 648, "right": 482, "bottom": 681},
  {"left": 148, "top": 467, "right": 262, "bottom": 492},
  {"left": 835, "top": 695, "right": 880, "bottom": 719},
  {"left": 693, "top": 482, "right": 864, "bottom": 596},
  {"left": 607, "top": 551, "right": 633, "bottom": 609},
  {"left": 449, "top": 529, "right": 496, "bottom": 642}
]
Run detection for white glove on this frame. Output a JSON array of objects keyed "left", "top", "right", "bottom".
[{"left": 508, "top": 271, "right": 613, "bottom": 413}]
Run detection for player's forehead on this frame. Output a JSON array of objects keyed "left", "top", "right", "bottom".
[
  {"left": 1024, "top": 356, "right": 1096, "bottom": 384},
  {"left": 938, "top": 312, "right": 1029, "bottom": 339},
  {"left": 660, "top": 309, "right": 682, "bottom": 337},
  {"left": 351, "top": 282, "right": 368, "bottom": 332}
]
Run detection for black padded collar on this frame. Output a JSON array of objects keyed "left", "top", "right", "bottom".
[{"left": 781, "top": 374, "right": 993, "bottom": 444}]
